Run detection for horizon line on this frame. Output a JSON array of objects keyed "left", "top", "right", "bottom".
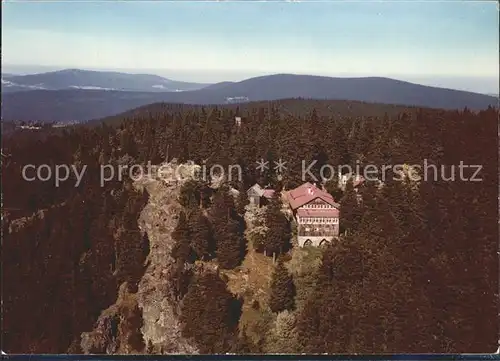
[{"left": 2, "top": 65, "right": 499, "bottom": 96}]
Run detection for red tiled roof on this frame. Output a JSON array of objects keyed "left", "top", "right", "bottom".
[
  {"left": 285, "top": 183, "right": 339, "bottom": 210},
  {"left": 248, "top": 184, "right": 275, "bottom": 198},
  {"left": 262, "top": 189, "right": 275, "bottom": 198},
  {"left": 297, "top": 208, "right": 339, "bottom": 218}
]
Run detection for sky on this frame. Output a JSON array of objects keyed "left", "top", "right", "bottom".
[{"left": 2, "top": 0, "right": 499, "bottom": 94}]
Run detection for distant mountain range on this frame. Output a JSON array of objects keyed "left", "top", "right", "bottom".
[
  {"left": 1, "top": 70, "right": 497, "bottom": 122},
  {"left": 1, "top": 69, "right": 209, "bottom": 93}
]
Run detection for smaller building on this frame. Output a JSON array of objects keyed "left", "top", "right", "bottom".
[{"left": 247, "top": 183, "right": 275, "bottom": 207}]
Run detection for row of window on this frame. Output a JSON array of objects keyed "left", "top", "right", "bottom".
[
  {"left": 299, "top": 217, "right": 339, "bottom": 224},
  {"left": 304, "top": 227, "right": 334, "bottom": 232},
  {"left": 303, "top": 203, "right": 333, "bottom": 209}
]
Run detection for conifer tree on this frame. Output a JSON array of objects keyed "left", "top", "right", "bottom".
[
  {"left": 324, "top": 171, "right": 343, "bottom": 201},
  {"left": 187, "top": 210, "right": 212, "bottom": 260},
  {"left": 180, "top": 272, "right": 242, "bottom": 353},
  {"left": 211, "top": 187, "right": 246, "bottom": 268},
  {"left": 168, "top": 258, "right": 193, "bottom": 301},
  {"left": 171, "top": 211, "right": 195, "bottom": 263},
  {"left": 236, "top": 183, "right": 249, "bottom": 216},
  {"left": 178, "top": 179, "right": 200, "bottom": 208},
  {"left": 339, "top": 179, "right": 363, "bottom": 234},
  {"left": 263, "top": 197, "right": 291, "bottom": 257},
  {"left": 215, "top": 218, "right": 245, "bottom": 269},
  {"left": 269, "top": 259, "right": 295, "bottom": 313}
]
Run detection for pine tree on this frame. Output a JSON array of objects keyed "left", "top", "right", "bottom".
[
  {"left": 187, "top": 210, "right": 212, "bottom": 260},
  {"left": 324, "top": 172, "right": 343, "bottom": 201},
  {"left": 171, "top": 211, "right": 195, "bottom": 263},
  {"left": 265, "top": 310, "right": 298, "bottom": 353},
  {"left": 211, "top": 185, "right": 239, "bottom": 220},
  {"left": 295, "top": 241, "right": 362, "bottom": 353},
  {"left": 263, "top": 197, "right": 291, "bottom": 257},
  {"left": 339, "top": 179, "right": 363, "bottom": 235},
  {"left": 215, "top": 218, "right": 245, "bottom": 269},
  {"left": 211, "top": 186, "right": 246, "bottom": 269},
  {"left": 168, "top": 258, "right": 193, "bottom": 301},
  {"left": 178, "top": 180, "right": 200, "bottom": 208},
  {"left": 180, "top": 272, "right": 242, "bottom": 353},
  {"left": 236, "top": 183, "right": 249, "bottom": 216},
  {"left": 269, "top": 259, "right": 295, "bottom": 313}
]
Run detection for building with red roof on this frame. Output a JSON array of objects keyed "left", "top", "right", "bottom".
[
  {"left": 247, "top": 183, "right": 275, "bottom": 207},
  {"left": 285, "top": 182, "right": 340, "bottom": 247}
]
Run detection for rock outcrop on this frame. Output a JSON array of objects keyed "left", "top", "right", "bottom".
[
  {"left": 134, "top": 160, "right": 199, "bottom": 354},
  {"left": 79, "top": 160, "right": 200, "bottom": 354},
  {"left": 80, "top": 282, "right": 145, "bottom": 354}
]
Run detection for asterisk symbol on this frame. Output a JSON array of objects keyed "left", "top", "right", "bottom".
[
  {"left": 256, "top": 158, "right": 269, "bottom": 173},
  {"left": 273, "top": 158, "right": 287, "bottom": 174}
]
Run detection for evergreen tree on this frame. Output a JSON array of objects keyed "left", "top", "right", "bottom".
[
  {"left": 215, "top": 218, "right": 245, "bottom": 269},
  {"left": 168, "top": 258, "right": 193, "bottom": 301},
  {"left": 324, "top": 172, "right": 343, "bottom": 201},
  {"left": 265, "top": 310, "right": 298, "bottom": 353},
  {"left": 269, "top": 259, "right": 295, "bottom": 313},
  {"left": 178, "top": 179, "right": 200, "bottom": 208},
  {"left": 171, "top": 211, "right": 195, "bottom": 263},
  {"left": 236, "top": 183, "right": 249, "bottom": 216},
  {"left": 339, "top": 179, "right": 363, "bottom": 235},
  {"left": 211, "top": 187, "right": 246, "bottom": 268},
  {"left": 180, "top": 272, "right": 242, "bottom": 353},
  {"left": 187, "top": 210, "right": 212, "bottom": 260},
  {"left": 262, "top": 197, "right": 291, "bottom": 257}
]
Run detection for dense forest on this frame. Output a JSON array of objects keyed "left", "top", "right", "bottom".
[{"left": 1, "top": 99, "right": 498, "bottom": 354}]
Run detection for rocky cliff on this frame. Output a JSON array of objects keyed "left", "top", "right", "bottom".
[{"left": 80, "top": 160, "right": 200, "bottom": 354}]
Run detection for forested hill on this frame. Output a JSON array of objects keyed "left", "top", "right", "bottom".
[
  {"left": 2, "top": 74, "right": 496, "bottom": 122},
  {"left": 2, "top": 100, "right": 498, "bottom": 354},
  {"left": 1, "top": 69, "right": 210, "bottom": 93},
  {"left": 89, "top": 98, "right": 418, "bottom": 127}
]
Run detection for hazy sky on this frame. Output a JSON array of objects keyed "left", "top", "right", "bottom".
[{"left": 2, "top": 1, "right": 499, "bottom": 93}]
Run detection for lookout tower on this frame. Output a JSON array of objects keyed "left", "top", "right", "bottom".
[{"left": 235, "top": 116, "right": 242, "bottom": 127}]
